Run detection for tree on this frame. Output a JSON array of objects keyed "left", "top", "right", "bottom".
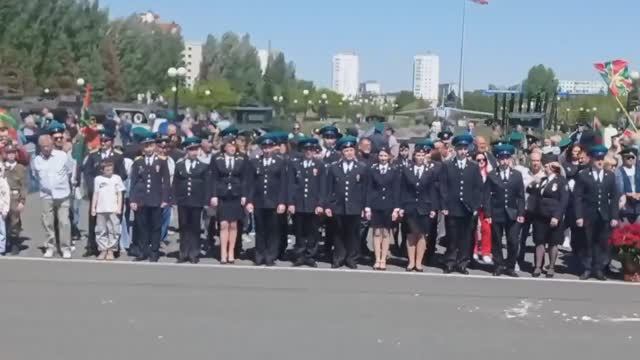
[
  {"left": 100, "top": 35, "right": 124, "bottom": 100},
  {"left": 523, "top": 64, "right": 558, "bottom": 98},
  {"left": 463, "top": 91, "right": 494, "bottom": 113},
  {"left": 394, "top": 91, "right": 417, "bottom": 109}
]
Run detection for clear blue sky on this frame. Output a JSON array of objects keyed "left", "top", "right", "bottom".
[{"left": 103, "top": 0, "right": 640, "bottom": 92}]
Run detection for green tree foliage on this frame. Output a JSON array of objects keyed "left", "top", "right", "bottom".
[
  {"left": 523, "top": 64, "right": 558, "bottom": 98},
  {"left": 394, "top": 91, "right": 417, "bottom": 110},
  {"left": 463, "top": 91, "right": 495, "bottom": 113}
]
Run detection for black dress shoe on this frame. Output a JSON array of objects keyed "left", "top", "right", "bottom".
[
  {"left": 149, "top": 255, "right": 159, "bottom": 263},
  {"left": 345, "top": 262, "right": 358, "bottom": 270},
  {"left": 532, "top": 268, "right": 542, "bottom": 278},
  {"left": 83, "top": 250, "right": 98, "bottom": 258},
  {"left": 443, "top": 266, "right": 454, "bottom": 274},
  {"left": 254, "top": 258, "right": 264, "bottom": 266},
  {"left": 293, "top": 258, "right": 306, "bottom": 267},
  {"left": 306, "top": 259, "right": 318, "bottom": 268},
  {"left": 414, "top": 267, "right": 424, "bottom": 273},
  {"left": 594, "top": 271, "right": 607, "bottom": 281},
  {"left": 265, "top": 260, "right": 276, "bottom": 267},
  {"left": 133, "top": 256, "right": 148, "bottom": 262},
  {"left": 456, "top": 266, "right": 469, "bottom": 275},
  {"left": 177, "top": 258, "right": 189, "bottom": 264},
  {"left": 504, "top": 269, "right": 519, "bottom": 278},
  {"left": 189, "top": 258, "right": 200, "bottom": 264},
  {"left": 579, "top": 271, "right": 591, "bottom": 280},
  {"left": 331, "top": 263, "right": 342, "bottom": 269}
]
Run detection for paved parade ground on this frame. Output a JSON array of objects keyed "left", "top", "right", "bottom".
[{"left": 0, "top": 194, "right": 637, "bottom": 359}]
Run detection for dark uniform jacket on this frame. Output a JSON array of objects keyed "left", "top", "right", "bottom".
[
  {"left": 527, "top": 175, "right": 569, "bottom": 220},
  {"left": 392, "top": 156, "right": 412, "bottom": 169},
  {"left": 82, "top": 149, "right": 127, "bottom": 194},
  {"left": 400, "top": 162, "right": 444, "bottom": 215},
  {"left": 574, "top": 168, "right": 620, "bottom": 221},
  {"left": 325, "top": 160, "right": 368, "bottom": 216},
  {"left": 287, "top": 157, "right": 325, "bottom": 213},
  {"left": 365, "top": 163, "right": 399, "bottom": 211},
  {"left": 442, "top": 159, "right": 483, "bottom": 217},
  {"left": 247, "top": 155, "right": 288, "bottom": 209},
  {"left": 210, "top": 153, "right": 249, "bottom": 199},
  {"left": 129, "top": 155, "right": 171, "bottom": 207},
  {"left": 485, "top": 168, "right": 525, "bottom": 223},
  {"left": 173, "top": 158, "right": 210, "bottom": 207},
  {"left": 322, "top": 147, "right": 341, "bottom": 164}
]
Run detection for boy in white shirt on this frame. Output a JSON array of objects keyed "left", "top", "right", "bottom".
[{"left": 91, "top": 161, "right": 125, "bottom": 260}]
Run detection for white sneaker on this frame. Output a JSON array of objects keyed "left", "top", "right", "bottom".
[
  {"left": 62, "top": 249, "right": 72, "bottom": 259},
  {"left": 43, "top": 249, "right": 54, "bottom": 258},
  {"left": 473, "top": 253, "right": 479, "bottom": 261},
  {"left": 515, "top": 263, "right": 521, "bottom": 272},
  {"left": 482, "top": 255, "right": 493, "bottom": 265}
]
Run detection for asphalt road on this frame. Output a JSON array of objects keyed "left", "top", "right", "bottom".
[{"left": 0, "top": 258, "right": 639, "bottom": 360}]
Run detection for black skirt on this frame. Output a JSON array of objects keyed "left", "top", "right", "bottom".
[
  {"left": 405, "top": 209, "right": 433, "bottom": 235},
  {"left": 532, "top": 215, "right": 563, "bottom": 246},
  {"left": 371, "top": 209, "right": 394, "bottom": 229},
  {"left": 218, "top": 198, "right": 244, "bottom": 222}
]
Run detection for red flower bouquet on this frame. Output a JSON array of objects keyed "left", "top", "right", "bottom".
[{"left": 609, "top": 224, "right": 640, "bottom": 282}]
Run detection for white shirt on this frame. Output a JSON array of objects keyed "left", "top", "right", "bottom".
[
  {"left": 592, "top": 169, "right": 604, "bottom": 182},
  {"left": 224, "top": 155, "right": 235, "bottom": 170},
  {"left": 263, "top": 157, "right": 274, "bottom": 167},
  {"left": 101, "top": 149, "right": 112, "bottom": 159},
  {"left": 94, "top": 175, "right": 125, "bottom": 213},
  {"left": 342, "top": 161, "right": 354, "bottom": 174},
  {"left": 456, "top": 158, "right": 467, "bottom": 169},
  {"left": 32, "top": 149, "right": 74, "bottom": 200},
  {"left": 500, "top": 168, "right": 510, "bottom": 181},
  {"left": 144, "top": 155, "right": 155, "bottom": 166},
  {"left": 303, "top": 159, "right": 313, "bottom": 168},
  {"left": 379, "top": 164, "right": 389, "bottom": 174},
  {"left": 414, "top": 165, "right": 425, "bottom": 178}
]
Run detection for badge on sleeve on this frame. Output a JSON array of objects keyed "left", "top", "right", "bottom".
[
  {"left": 156, "top": 165, "right": 160, "bottom": 173},
  {"left": 313, "top": 168, "right": 318, "bottom": 176},
  {"left": 552, "top": 183, "right": 557, "bottom": 192},
  {"left": 356, "top": 174, "right": 360, "bottom": 182}
]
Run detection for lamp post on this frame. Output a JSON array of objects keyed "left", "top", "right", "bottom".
[
  {"left": 167, "top": 66, "right": 187, "bottom": 118},
  {"left": 302, "top": 89, "right": 310, "bottom": 121},
  {"left": 273, "top": 95, "right": 284, "bottom": 118}
]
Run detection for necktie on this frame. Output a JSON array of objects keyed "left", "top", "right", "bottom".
[{"left": 146, "top": 157, "right": 151, "bottom": 166}]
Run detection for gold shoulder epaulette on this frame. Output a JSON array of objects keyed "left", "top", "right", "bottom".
[
  {"left": 89, "top": 148, "right": 99, "bottom": 153},
  {"left": 158, "top": 155, "right": 167, "bottom": 160}
]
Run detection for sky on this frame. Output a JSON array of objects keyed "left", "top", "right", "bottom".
[{"left": 102, "top": 0, "right": 640, "bottom": 93}]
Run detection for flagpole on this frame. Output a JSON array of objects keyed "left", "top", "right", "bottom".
[
  {"left": 614, "top": 95, "right": 638, "bottom": 131},
  {"left": 458, "top": 0, "right": 466, "bottom": 107}
]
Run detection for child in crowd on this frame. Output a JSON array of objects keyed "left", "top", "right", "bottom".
[{"left": 91, "top": 160, "right": 124, "bottom": 261}]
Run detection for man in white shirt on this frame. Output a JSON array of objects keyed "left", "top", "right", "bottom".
[
  {"left": 32, "top": 135, "right": 75, "bottom": 259},
  {"left": 615, "top": 147, "right": 640, "bottom": 223}
]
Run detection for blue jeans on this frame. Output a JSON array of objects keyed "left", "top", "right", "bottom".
[
  {"left": 0, "top": 216, "right": 6, "bottom": 253},
  {"left": 120, "top": 199, "right": 132, "bottom": 250},
  {"left": 161, "top": 206, "right": 172, "bottom": 242}
]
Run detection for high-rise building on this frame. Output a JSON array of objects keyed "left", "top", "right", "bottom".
[
  {"left": 413, "top": 54, "right": 440, "bottom": 104},
  {"left": 332, "top": 53, "right": 359, "bottom": 98},
  {"left": 258, "top": 49, "right": 269, "bottom": 75},
  {"left": 182, "top": 41, "right": 202, "bottom": 89}
]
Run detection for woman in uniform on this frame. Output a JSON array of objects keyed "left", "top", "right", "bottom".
[
  {"left": 399, "top": 140, "right": 443, "bottom": 272},
  {"left": 365, "top": 146, "right": 399, "bottom": 271},
  {"left": 210, "top": 135, "right": 249, "bottom": 264},
  {"left": 528, "top": 154, "right": 569, "bottom": 278}
]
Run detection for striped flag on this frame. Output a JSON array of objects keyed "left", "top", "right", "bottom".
[
  {"left": 594, "top": 59, "right": 633, "bottom": 97},
  {"left": 79, "top": 84, "right": 93, "bottom": 126},
  {"left": 471, "top": 0, "right": 489, "bottom": 4}
]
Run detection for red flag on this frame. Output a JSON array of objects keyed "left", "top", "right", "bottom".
[
  {"left": 471, "top": 0, "right": 489, "bottom": 4},
  {"left": 594, "top": 59, "right": 632, "bottom": 96}
]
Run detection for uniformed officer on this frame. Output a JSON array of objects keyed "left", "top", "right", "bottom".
[
  {"left": 210, "top": 131, "right": 250, "bottom": 264},
  {"left": 3, "top": 144, "right": 27, "bottom": 255},
  {"left": 48, "top": 121, "right": 66, "bottom": 151},
  {"left": 442, "top": 134, "right": 483, "bottom": 274},
  {"left": 391, "top": 141, "right": 412, "bottom": 256},
  {"left": 485, "top": 143, "right": 525, "bottom": 277},
  {"left": 528, "top": 154, "right": 569, "bottom": 278},
  {"left": 574, "top": 145, "right": 620, "bottom": 281},
  {"left": 173, "top": 137, "right": 210, "bottom": 264},
  {"left": 82, "top": 128, "right": 127, "bottom": 257},
  {"left": 325, "top": 135, "right": 368, "bottom": 269},
  {"left": 615, "top": 147, "right": 640, "bottom": 224},
  {"left": 271, "top": 131, "right": 294, "bottom": 260},
  {"left": 399, "top": 140, "right": 443, "bottom": 272},
  {"left": 129, "top": 130, "right": 171, "bottom": 262},
  {"left": 246, "top": 133, "right": 288, "bottom": 266},
  {"left": 561, "top": 142, "right": 585, "bottom": 254},
  {"left": 437, "top": 130, "right": 455, "bottom": 161},
  {"left": 365, "top": 145, "right": 399, "bottom": 271},
  {"left": 287, "top": 137, "right": 325, "bottom": 267},
  {"left": 319, "top": 125, "right": 342, "bottom": 164}
]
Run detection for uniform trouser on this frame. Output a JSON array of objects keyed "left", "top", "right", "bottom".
[
  {"left": 491, "top": 220, "right": 521, "bottom": 270},
  {"left": 254, "top": 208, "right": 280, "bottom": 263},
  {"left": 178, "top": 206, "right": 202, "bottom": 260},
  {"left": 333, "top": 214, "right": 360, "bottom": 265},
  {"left": 294, "top": 213, "right": 321, "bottom": 260},
  {"left": 581, "top": 216, "right": 611, "bottom": 273},
  {"left": 6, "top": 200, "right": 22, "bottom": 251},
  {"left": 120, "top": 198, "right": 132, "bottom": 251},
  {"left": 96, "top": 213, "right": 120, "bottom": 251},
  {"left": 444, "top": 215, "right": 474, "bottom": 268},
  {"left": 278, "top": 214, "right": 289, "bottom": 258},
  {"left": 42, "top": 197, "right": 71, "bottom": 252},
  {"left": 517, "top": 218, "right": 532, "bottom": 264},
  {"left": 135, "top": 206, "right": 162, "bottom": 257},
  {"left": 87, "top": 191, "right": 98, "bottom": 253}
]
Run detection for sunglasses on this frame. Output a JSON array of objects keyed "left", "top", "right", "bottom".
[
  {"left": 476, "top": 158, "right": 486, "bottom": 162},
  {"left": 53, "top": 136, "right": 64, "bottom": 141}
]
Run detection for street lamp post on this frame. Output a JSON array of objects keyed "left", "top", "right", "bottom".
[
  {"left": 167, "top": 66, "right": 187, "bottom": 118},
  {"left": 302, "top": 89, "right": 310, "bottom": 121}
]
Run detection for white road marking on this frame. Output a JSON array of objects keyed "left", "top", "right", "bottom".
[{"left": 1, "top": 256, "right": 639, "bottom": 287}]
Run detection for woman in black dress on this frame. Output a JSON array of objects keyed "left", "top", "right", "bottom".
[
  {"left": 399, "top": 140, "right": 443, "bottom": 272},
  {"left": 210, "top": 136, "right": 249, "bottom": 264},
  {"left": 528, "top": 154, "right": 569, "bottom": 278},
  {"left": 365, "top": 146, "right": 399, "bottom": 270}
]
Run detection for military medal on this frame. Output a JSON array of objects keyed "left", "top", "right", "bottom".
[{"left": 313, "top": 168, "right": 318, "bottom": 176}]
